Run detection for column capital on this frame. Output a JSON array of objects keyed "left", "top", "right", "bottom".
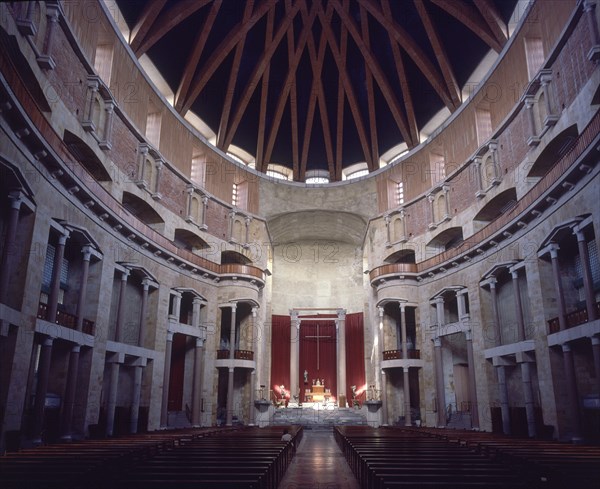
[
  {"left": 465, "top": 329, "right": 473, "bottom": 341},
  {"left": 547, "top": 242, "right": 560, "bottom": 259},
  {"left": 337, "top": 308, "right": 346, "bottom": 320},
  {"left": 488, "top": 277, "right": 498, "bottom": 288},
  {"left": 562, "top": 343, "right": 571, "bottom": 353},
  {"left": 57, "top": 232, "right": 70, "bottom": 246},
  {"left": 403, "top": 366, "right": 410, "bottom": 373},
  {"left": 119, "top": 268, "right": 130, "bottom": 281},
  {"left": 195, "top": 337, "right": 205, "bottom": 348},
  {"left": 230, "top": 301, "right": 237, "bottom": 311},
  {"left": 434, "top": 296, "right": 444, "bottom": 305},
  {"left": 71, "top": 345, "right": 81, "bottom": 353},
  {"left": 192, "top": 296, "right": 203, "bottom": 305},
  {"left": 399, "top": 302, "right": 406, "bottom": 313},
  {"left": 171, "top": 290, "right": 182, "bottom": 298},
  {"left": 166, "top": 331, "right": 174, "bottom": 342},
  {"left": 433, "top": 336, "right": 442, "bottom": 347},
  {"left": 591, "top": 335, "right": 600, "bottom": 346},
  {"left": 378, "top": 306, "right": 384, "bottom": 317},
  {"left": 43, "top": 337, "right": 54, "bottom": 347},
  {"left": 290, "top": 310, "right": 299, "bottom": 321},
  {"left": 8, "top": 193, "right": 23, "bottom": 210},
  {"left": 251, "top": 306, "right": 258, "bottom": 317},
  {"left": 574, "top": 229, "right": 586, "bottom": 242},
  {"left": 81, "top": 245, "right": 93, "bottom": 261}
]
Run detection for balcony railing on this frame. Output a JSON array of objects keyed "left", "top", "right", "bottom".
[
  {"left": 216, "top": 349, "right": 254, "bottom": 361},
  {"left": 369, "top": 263, "right": 418, "bottom": 282},
  {"left": 37, "top": 302, "right": 95, "bottom": 335},
  {"left": 548, "top": 301, "right": 600, "bottom": 334},
  {"left": 382, "top": 349, "right": 421, "bottom": 360}
]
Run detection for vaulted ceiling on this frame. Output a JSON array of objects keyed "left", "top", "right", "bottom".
[{"left": 114, "top": 0, "right": 518, "bottom": 182}]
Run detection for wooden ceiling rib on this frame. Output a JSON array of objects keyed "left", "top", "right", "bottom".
[
  {"left": 255, "top": 6, "right": 275, "bottom": 173},
  {"left": 128, "top": 0, "right": 167, "bottom": 54},
  {"left": 119, "top": 0, "right": 516, "bottom": 181},
  {"left": 178, "top": 0, "right": 278, "bottom": 115},
  {"left": 359, "top": 3, "right": 379, "bottom": 170},
  {"left": 413, "top": 0, "right": 462, "bottom": 110},
  {"left": 431, "top": 0, "right": 504, "bottom": 52},
  {"left": 357, "top": 0, "right": 455, "bottom": 111},
  {"left": 216, "top": 0, "right": 253, "bottom": 149},
  {"left": 317, "top": 4, "right": 374, "bottom": 172},
  {"left": 474, "top": 0, "right": 509, "bottom": 47},
  {"left": 286, "top": 0, "right": 300, "bottom": 177},
  {"left": 175, "top": 0, "right": 223, "bottom": 114},
  {"left": 133, "top": 0, "right": 212, "bottom": 57},
  {"left": 382, "top": 0, "right": 418, "bottom": 147}
]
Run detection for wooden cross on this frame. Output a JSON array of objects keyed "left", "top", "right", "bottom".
[{"left": 305, "top": 323, "right": 331, "bottom": 370}]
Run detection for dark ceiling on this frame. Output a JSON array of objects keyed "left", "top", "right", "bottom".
[{"left": 114, "top": 0, "right": 517, "bottom": 181}]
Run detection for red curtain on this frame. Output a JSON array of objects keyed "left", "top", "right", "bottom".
[
  {"left": 345, "top": 312, "right": 366, "bottom": 405},
  {"left": 299, "top": 319, "right": 337, "bottom": 401},
  {"left": 270, "top": 315, "right": 291, "bottom": 400}
]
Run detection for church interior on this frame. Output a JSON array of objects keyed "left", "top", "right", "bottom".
[{"left": 0, "top": 0, "right": 599, "bottom": 487}]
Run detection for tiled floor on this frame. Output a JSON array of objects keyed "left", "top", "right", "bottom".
[{"left": 277, "top": 429, "right": 361, "bottom": 489}]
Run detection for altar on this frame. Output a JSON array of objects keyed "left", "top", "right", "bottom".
[{"left": 304, "top": 381, "right": 332, "bottom": 403}]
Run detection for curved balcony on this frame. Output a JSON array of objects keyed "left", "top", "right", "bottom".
[
  {"left": 369, "top": 263, "right": 418, "bottom": 284},
  {"left": 381, "top": 348, "right": 424, "bottom": 369},
  {"left": 219, "top": 264, "right": 265, "bottom": 287},
  {"left": 215, "top": 349, "right": 255, "bottom": 369},
  {"left": 547, "top": 301, "right": 600, "bottom": 334}
]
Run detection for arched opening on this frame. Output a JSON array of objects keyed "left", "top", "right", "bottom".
[
  {"left": 63, "top": 130, "right": 112, "bottom": 182},
  {"left": 173, "top": 228, "right": 209, "bottom": 252},
  {"left": 221, "top": 250, "right": 252, "bottom": 265},
  {"left": 122, "top": 191, "right": 164, "bottom": 227},
  {"left": 384, "top": 249, "right": 416, "bottom": 264},
  {"left": 473, "top": 188, "right": 518, "bottom": 224},
  {"left": 527, "top": 125, "right": 578, "bottom": 177},
  {"left": 427, "top": 227, "right": 464, "bottom": 252}
]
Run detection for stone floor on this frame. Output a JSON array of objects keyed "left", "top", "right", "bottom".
[{"left": 277, "top": 429, "right": 361, "bottom": 489}]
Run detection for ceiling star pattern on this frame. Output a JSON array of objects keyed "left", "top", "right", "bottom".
[{"left": 116, "top": 0, "right": 517, "bottom": 181}]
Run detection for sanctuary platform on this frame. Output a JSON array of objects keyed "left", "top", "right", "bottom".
[{"left": 271, "top": 404, "right": 368, "bottom": 428}]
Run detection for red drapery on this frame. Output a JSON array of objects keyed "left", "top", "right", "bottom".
[
  {"left": 299, "top": 320, "right": 337, "bottom": 401},
  {"left": 270, "top": 315, "right": 291, "bottom": 400},
  {"left": 345, "top": 312, "right": 366, "bottom": 404}
]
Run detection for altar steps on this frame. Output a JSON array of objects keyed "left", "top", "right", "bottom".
[{"left": 271, "top": 406, "right": 367, "bottom": 427}]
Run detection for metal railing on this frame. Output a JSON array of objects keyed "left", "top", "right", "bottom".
[{"left": 37, "top": 302, "right": 95, "bottom": 335}]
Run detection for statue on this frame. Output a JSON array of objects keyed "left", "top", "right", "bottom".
[
  {"left": 303, "top": 370, "right": 308, "bottom": 384},
  {"left": 316, "top": 379, "right": 321, "bottom": 386}
]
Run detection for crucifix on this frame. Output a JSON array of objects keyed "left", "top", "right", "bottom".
[{"left": 305, "top": 323, "right": 331, "bottom": 370}]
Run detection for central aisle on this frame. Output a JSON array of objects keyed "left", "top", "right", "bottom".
[{"left": 277, "top": 429, "right": 361, "bottom": 489}]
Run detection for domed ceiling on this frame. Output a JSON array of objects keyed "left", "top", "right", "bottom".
[{"left": 114, "top": 0, "right": 518, "bottom": 182}]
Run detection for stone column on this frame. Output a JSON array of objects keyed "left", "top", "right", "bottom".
[
  {"left": 433, "top": 336, "right": 446, "bottom": 427},
  {"left": 435, "top": 297, "right": 445, "bottom": 331},
  {"left": 249, "top": 370, "right": 257, "bottom": 425},
  {"left": 548, "top": 244, "right": 568, "bottom": 331},
  {"left": 591, "top": 336, "right": 600, "bottom": 398},
  {"left": 172, "top": 291, "right": 182, "bottom": 321},
  {"left": 465, "top": 330, "right": 480, "bottom": 429},
  {"left": 114, "top": 269, "right": 130, "bottom": 342},
  {"left": 248, "top": 307, "right": 257, "bottom": 425},
  {"left": 496, "top": 365, "right": 511, "bottom": 434},
  {"left": 226, "top": 303, "right": 237, "bottom": 426},
  {"left": 47, "top": 231, "right": 69, "bottom": 323},
  {"left": 0, "top": 193, "right": 22, "bottom": 304},
  {"left": 384, "top": 214, "right": 391, "bottom": 246},
  {"left": 153, "top": 160, "right": 163, "bottom": 195},
  {"left": 520, "top": 358, "right": 537, "bottom": 438},
  {"left": 105, "top": 358, "right": 120, "bottom": 437},
  {"left": 160, "top": 331, "right": 174, "bottom": 427},
  {"left": 562, "top": 343, "right": 582, "bottom": 440},
  {"left": 473, "top": 157, "right": 484, "bottom": 194},
  {"left": 101, "top": 101, "right": 114, "bottom": 148},
  {"left": 130, "top": 363, "right": 143, "bottom": 434},
  {"left": 75, "top": 246, "right": 93, "bottom": 331},
  {"left": 584, "top": 0, "right": 600, "bottom": 48},
  {"left": 524, "top": 96, "right": 537, "bottom": 140},
  {"left": 488, "top": 278, "right": 503, "bottom": 345},
  {"left": 191, "top": 337, "right": 205, "bottom": 426},
  {"left": 457, "top": 289, "right": 468, "bottom": 319},
  {"left": 32, "top": 337, "right": 54, "bottom": 443},
  {"left": 575, "top": 229, "right": 597, "bottom": 322},
  {"left": 337, "top": 309, "right": 347, "bottom": 407},
  {"left": 201, "top": 196, "right": 209, "bottom": 228},
  {"left": 428, "top": 194, "right": 435, "bottom": 224},
  {"left": 39, "top": 2, "right": 61, "bottom": 69},
  {"left": 400, "top": 304, "right": 411, "bottom": 424},
  {"left": 137, "top": 279, "right": 150, "bottom": 347},
  {"left": 60, "top": 344, "right": 80, "bottom": 441},
  {"left": 510, "top": 267, "right": 527, "bottom": 341},
  {"left": 290, "top": 310, "right": 300, "bottom": 402},
  {"left": 381, "top": 370, "right": 389, "bottom": 426}
]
